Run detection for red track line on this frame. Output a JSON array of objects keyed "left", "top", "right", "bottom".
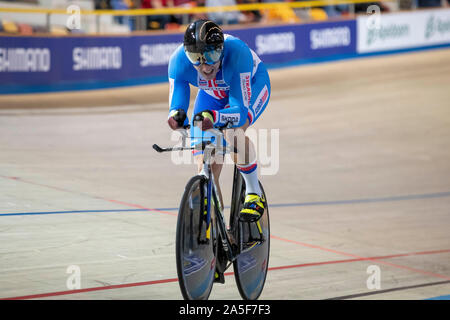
[
  {"left": 270, "top": 235, "right": 362, "bottom": 258},
  {"left": 0, "top": 175, "right": 76, "bottom": 194},
  {"left": 268, "top": 249, "right": 450, "bottom": 272},
  {"left": 270, "top": 235, "right": 450, "bottom": 280},
  {"left": 370, "top": 249, "right": 450, "bottom": 259},
  {"left": 0, "top": 175, "right": 176, "bottom": 217},
  {"left": 2, "top": 277, "right": 179, "bottom": 300},
  {"left": 366, "top": 258, "right": 450, "bottom": 280},
  {"left": 2, "top": 248, "right": 449, "bottom": 300},
  {"left": 104, "top": 199, "right": 177, "bottom": 216}
]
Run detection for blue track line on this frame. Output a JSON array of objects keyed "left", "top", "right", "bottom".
[
  {"left": 0, "top": 208, "right": 149, "bottom": 217},
  {"left": 155, "top": 191, "right": 450, "bottom": 211},
  {"left": 267, "top": 191, "right": 450, "bottom": 208},
  {"left": 426, "top": 295, "right": 450, "bottom": 300},
  {"left": 2, "top": 191, "right": 450, "bottom": 217}
]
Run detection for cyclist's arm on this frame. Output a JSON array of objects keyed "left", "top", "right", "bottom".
[{"left": 168, "top": 47, "right": 191, "bottom": 126}]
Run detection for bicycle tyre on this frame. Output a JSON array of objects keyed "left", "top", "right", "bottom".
[
  {"left": 175, "top": 175, "right": 217, "bottom": 300},
  {"left": 233, "top": 181, "right": 270, "bottom": 300}
]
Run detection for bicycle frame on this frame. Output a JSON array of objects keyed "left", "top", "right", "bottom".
[{"left": 198, "top": 129, "right": 240, "bottom": 263}]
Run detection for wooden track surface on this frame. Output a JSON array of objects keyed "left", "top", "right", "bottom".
[{"left": 0, "top": 48, "right": 449, "bottom": 300}]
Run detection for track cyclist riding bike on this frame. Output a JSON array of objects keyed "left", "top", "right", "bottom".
[{"left": 167, "top": 20, "right": 271, "bottom": 280}]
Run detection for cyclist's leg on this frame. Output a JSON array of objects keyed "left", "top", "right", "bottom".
[
  {"left": 225, "top": 67, "right": 270, "bottom": 221},
  {"left": 225, "top": 66, "right": 270, "bottom": 194}
]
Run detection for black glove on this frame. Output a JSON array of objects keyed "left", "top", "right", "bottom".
[
  {"left": 168, "top": 108, "right": 187, "bottom": 130},
  {"left": 193, "top": 110, "right": 215, "bottom": 131}
]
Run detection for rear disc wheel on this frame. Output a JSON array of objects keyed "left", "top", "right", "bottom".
[{"left": 233, "top": 182, "right": 270, "bottom": 300}]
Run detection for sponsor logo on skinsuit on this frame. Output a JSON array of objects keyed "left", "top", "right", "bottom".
[
  {"left": 220, "top": 113, "right": 240, "bottom": 124},
  {"left": 255, "top": 32, "right": 295, "bottom": 55},
  {"left": 73, "top": 46, "right": 122, "bottom": 71},
  {"left": 198, "top": 76, "right": 230, "bottom": 99},
  {"left": 0, "top": 48, "right": 50, "bottom": 72},
  {"left": 254, "top": 85, "right": 269, "bottom": 117},
  {"left": 310, "top": 27, "right": 351, "bottom": 50},
  {"left": 198, "top": 76, "right": 229, "bottom": 89},
  {"left": 240, "top": 72, "right": 251, "bottom": 107}
]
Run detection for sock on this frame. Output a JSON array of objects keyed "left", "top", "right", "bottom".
[{"left": 237, "top": 161, "right": 262, "bottom": 196}]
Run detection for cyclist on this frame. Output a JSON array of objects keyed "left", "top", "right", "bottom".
[{"left": 167, "top": 19, "right": 270, "bottom": 224}]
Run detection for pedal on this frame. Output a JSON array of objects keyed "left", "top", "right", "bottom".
[
  {"left": 226, "top": 229, "right": 236, "bottom": 246},
  {"left": 242, "top": 240, "right": 259, "bottom": 251},
  {"left": 240, "top": 221, "right": 265, "bottom": 251},
  {"left": 198, "top": 238, "right": 210, "bottom": 245},
  {"left": 214, "top": 271, "right": 225, "bottom": 284}
]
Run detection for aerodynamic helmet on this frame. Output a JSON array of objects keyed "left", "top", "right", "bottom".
[{"left": 183, "top": 19, "right": 224, "bottom": 66}]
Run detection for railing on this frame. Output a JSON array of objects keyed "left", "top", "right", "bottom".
[{"left": 0, "top": 0, "right": 395, "bottom": 33}]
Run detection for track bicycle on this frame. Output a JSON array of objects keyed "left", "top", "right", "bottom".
[{"left": 153, "top": 122, "right": 270, "bottom": 300}]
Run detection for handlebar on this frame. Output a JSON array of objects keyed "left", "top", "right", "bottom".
[{"left": 153, "top": 121, "right": 234, "bottom": 154}]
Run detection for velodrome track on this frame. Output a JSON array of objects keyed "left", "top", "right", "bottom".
[{"left": 0, "top": 48, "right": 449, "bottom": 300}]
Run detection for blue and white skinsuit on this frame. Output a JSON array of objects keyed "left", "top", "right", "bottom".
[{"left": 168, "top": 34, "right": 271, "bottom": 153}]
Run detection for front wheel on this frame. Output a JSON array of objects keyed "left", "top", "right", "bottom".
[
  {"left": 233, "top": 181, "right": 270, "bottom": 300},
  {"left": 175, "top": 175, "right": 217, "bottom": 300}
]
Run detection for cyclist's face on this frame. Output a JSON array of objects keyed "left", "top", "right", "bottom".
[{"left": 195, "top": 61, "right": 220, "bottom": 80}]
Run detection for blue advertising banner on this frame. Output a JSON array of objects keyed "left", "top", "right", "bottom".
[
  {"left": 0, "top": 20, "right": 356, "bottom": 94},
  {"left": 0, "top": 33, "right": 183, "bottom": 92},
  {"left": 228, "top": 19, "right": 356, "bottom": 66}
]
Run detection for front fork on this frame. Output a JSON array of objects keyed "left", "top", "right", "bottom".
[{"left": 202, "top": 164, "right": 237, "bottom": 263}]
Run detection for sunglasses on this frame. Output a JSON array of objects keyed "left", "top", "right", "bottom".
[{"left": 185, "top": 47, "right": 223, "bottom": 66}]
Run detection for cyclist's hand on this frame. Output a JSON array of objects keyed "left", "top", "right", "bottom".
[
  {"left": 168, "top": 108, "right": 187, "bottom": 130},
  {"left": 193, "top": 110, "right": 215, "bottom": 131}
]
